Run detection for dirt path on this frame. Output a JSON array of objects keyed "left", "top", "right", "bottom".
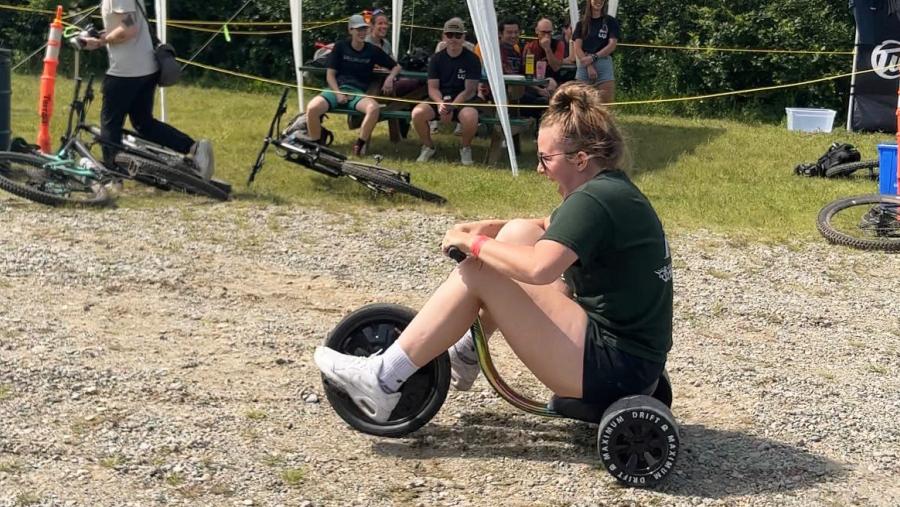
[{"left": 1, "top": 200, "right": 898, "bottom": 506}]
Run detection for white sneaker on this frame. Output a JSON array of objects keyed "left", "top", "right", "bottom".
[
  {"left": 416, "top": 145, "right": 437, "bottom": 163},
  {"left": 429, "top": 120, "right": 439, "bottom": 134},
  {"left": 190, "top": 139, "right": 214, "bottom": 181},
  {"left": 448, "top": 341, "right": 480, "bottom": 391},
  {"left": 459, "top": 146, "right": 473, "bottom": 166},
  {"left": 453, "top": 123, "right": 462, "bottom": 136},
  {"left": 314, "top": 346, "right": 401, "bottom": 423}
]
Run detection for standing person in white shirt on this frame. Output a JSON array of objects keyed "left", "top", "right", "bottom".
[{"left": 81, "top": 0, "right": 214, "bottom": 180}]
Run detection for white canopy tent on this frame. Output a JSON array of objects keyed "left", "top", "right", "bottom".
[
  {"left": 154, "top": 0, "right": 619, "bottom": 160},
  {"left": 157, "top": 0, "right": 620, "bottom": 170},
  {"left": 288, "top": 0, "right": 618, "bottom": 173}
]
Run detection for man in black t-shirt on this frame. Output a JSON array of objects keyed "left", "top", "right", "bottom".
[
  {"left": 305, "top": 14, "right": 401, "bottom": 156},
  {"left": 412, "top": 18, "right": 481, "bottom": 166}
]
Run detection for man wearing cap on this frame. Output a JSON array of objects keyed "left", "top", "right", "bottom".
[
  {"left": 305, "top": 14, "right": 401, "bottom": 156},
  {"left": 411, "top": 17, "right": 481, "bottom": 166}
]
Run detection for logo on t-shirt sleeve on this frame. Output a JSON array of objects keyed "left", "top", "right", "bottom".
[{"left": 655, "top": 238, "right": 672, "bottom": 282}]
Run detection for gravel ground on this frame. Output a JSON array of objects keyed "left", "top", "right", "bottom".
[{"left": 0, "top": 195, "right": 898, "bottom": 507}]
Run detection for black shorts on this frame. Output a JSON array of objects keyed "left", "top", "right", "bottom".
[{"left": 581, "top": 321, "right": 665, "bottom": 406}]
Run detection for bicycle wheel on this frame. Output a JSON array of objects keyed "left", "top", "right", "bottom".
[
  {"left": 116, "top": 153, "right": 229, "bottom": 201},
  {"left": 0, "top": 152, "right": 111, "bottom": 207},
  {"left": 816, "top": 194, "right": 900, "bottom": 251},
  {"left": 824, "top": 160, "right": 879, "bottom": 179},
  {"left": 341, "top": 161, "right": 447, "bottom": 204},
  {"left": 125, "top": 139, "right": 232, "bottom": 195}
]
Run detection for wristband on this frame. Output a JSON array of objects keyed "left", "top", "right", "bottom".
[{"left": 471, "top": 235, "right": 489, "bottom": 258}]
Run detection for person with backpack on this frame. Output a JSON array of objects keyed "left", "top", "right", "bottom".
[
  {"left": 304, "top": 14, "right": 402, "bottom": 156},
  {"left": 80, "top": 0, "right": 214, "bottom": 181}
]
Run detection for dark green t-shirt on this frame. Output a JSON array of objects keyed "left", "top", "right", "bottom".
[{"left": 541, "top": 170, "right": 673, "bottom": 363}]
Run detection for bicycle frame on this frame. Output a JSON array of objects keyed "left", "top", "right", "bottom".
[
  {"left": 40, "top": 75, "right": 190, "bottom": 178},
  {"left": 248, "top": 88, "right": 343, "bottom": 185},
  {"left": 24, "top": 75, "right": 109, "bottom": 182}
]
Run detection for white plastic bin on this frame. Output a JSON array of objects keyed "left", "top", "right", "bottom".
[{"left": 785, "top": 108, "right": 836, "bottom": 133}]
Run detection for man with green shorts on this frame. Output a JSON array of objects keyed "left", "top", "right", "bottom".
[{"left": 305, "top": 14, "right": 402, "bottom": 156}]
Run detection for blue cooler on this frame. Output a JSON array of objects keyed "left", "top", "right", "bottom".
[{"left": 878, "top": 143, "right": 897, "bottom": 195}]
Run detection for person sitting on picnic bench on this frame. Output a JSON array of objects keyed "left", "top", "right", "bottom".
[
  {"left": 518, "top": 17, "right": 565, "bottom": 120},
  {"left": 304, "top": 14, "right": 401, "bottom": 156},
  {"left": 474, "top": 17, "right": 523, "bottom": 75},
  {"left": 365, "top": 10, "right": 391, "bottom": 55},
  {"left": 412, "top": 18, "right": 482, "bottom": 166},
  {"left": 523, "top": 18, "right": 565, "bottom": 94}
]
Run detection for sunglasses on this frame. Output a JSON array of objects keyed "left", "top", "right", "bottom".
[
  {"left": 537, "top": 30, "right": 553, "bottom": 35},
  {"left": 537, "top": 150, "right": 578, "bottom": 171},
  {"left": 444, "top": 32, "right": 464, "bottom": 39}
]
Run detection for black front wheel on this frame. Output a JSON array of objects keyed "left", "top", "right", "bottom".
[
  {"left": 0, "top": 152, "right": 111, "bottom": 207},
  {"left": 116, "top": 153, "right": 229, "bottom": 201},
  {"left": 816, "top": 194, "right": 900, "bottom": 251},
  {"left": 321, "top": 304, "right": 451, "bottom": 438},
  {"left": 341, "top": 161, "right": 447, "bottom": 204}
]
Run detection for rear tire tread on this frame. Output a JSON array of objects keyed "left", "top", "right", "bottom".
[{"left": 816, "top": 194, "right": 900, "bottom": 251}]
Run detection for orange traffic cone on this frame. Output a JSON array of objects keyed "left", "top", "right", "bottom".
[{"left": 37, "top": 6, "right": 63, "bottom": 154}]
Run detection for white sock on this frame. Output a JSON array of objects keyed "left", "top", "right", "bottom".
[
  {"left": 377, "top": 343, "right": 419, "bottom": 393},
  {"left": 452, "top": 330, "right": 477, "bottom": 364}
]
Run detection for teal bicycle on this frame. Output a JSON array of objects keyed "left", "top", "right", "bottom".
[{"left": 1, "top": 71, "right": 230, "bottom": 206}]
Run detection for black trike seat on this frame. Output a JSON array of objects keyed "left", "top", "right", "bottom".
[{"left": 548, "top": 377, "right": 660, "bottom": 424}]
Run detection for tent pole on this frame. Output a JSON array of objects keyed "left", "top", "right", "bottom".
[
  {"left": 467, "top": 0, "right": 518, "bottom": 174},
  {"left": 846, "top": 29, "right": 859, "bottom": 132},
  {"left": 391, "top": 0, "right": 402, "bottom": 59},
  {"left": 290, "top": 0, "right": 305, "bottom": 112},
  {"left": 567, "top": 0, "right": 579, "bottom": 35},
  {"left": 155, "top": 0, "right": 167, "bottom": 121}
]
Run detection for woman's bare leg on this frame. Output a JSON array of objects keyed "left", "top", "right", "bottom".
[
  {"left": 472, "top": 219, "right": 570, "bottom": 336},
  {"left": 396, "top": 224, "right": 587, "bottom": 398},
  {"left": 356, "top": 98, "right": 381, "bottom": 143}
]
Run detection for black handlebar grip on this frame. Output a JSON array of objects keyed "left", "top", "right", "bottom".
[{"left": 446, "top": 246, "right": 467, "bottom": 263}]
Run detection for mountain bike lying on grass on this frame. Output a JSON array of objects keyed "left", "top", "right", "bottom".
[
  {"left": 247, "top": 89, "right": 446, "bottom": 204},
  {"left": 817, "top": 194, "right": 900, "bottom": 251},
  {"left": 794, "top": 143, "right": 879, "bottom": 179},
  {"left": 318, "top": 247, "right": 679, "bottom": 487},
  {"left": 0, "top": 75, "right": 229, "bottom": 206}
]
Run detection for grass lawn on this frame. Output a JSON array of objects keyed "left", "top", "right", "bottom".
[{"left": 7, "top": 73, "right": 887, "bottom": 242}]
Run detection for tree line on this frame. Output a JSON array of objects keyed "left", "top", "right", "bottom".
[{"left": 2, "top": 0, "right": 856, "bottom": 120}]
